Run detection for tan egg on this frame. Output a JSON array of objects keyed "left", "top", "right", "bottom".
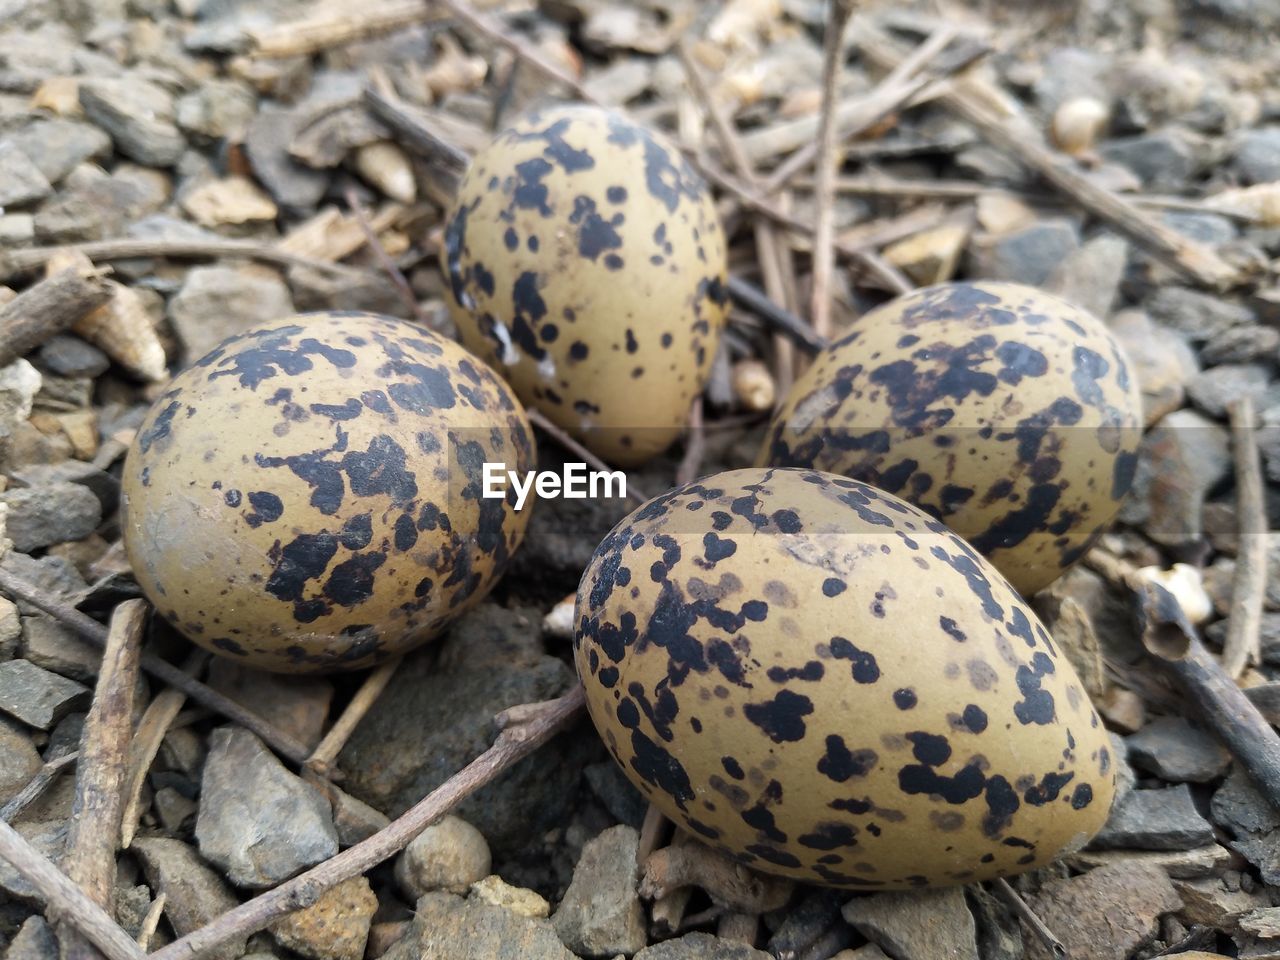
[
  {"left": 440, "top": 104, "right": 729, "bottom": 467},
  {"left": 121, "top": 311, "right": 534, "bottom": 673},
  {"left": 760, "top": 281, "right": 1143, "bottom": 596},
  {"left": 575, "top": 467, "right": 1115, "bottom": 890}
]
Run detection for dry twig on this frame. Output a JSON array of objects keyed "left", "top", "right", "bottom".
[
  {"left": 306, "top": 657, "right": 402, "bottom": 778},
  {"left": 136, "top": 894, "right": 167, "bottom": 951},
  {"left": 0, "top": 266, "right": 113, "bottom": 367},
  {"left": 527, "top": 409, "right": 648, "bottom": 505},
  {"left": 640, "top": 837, "right": 794, "bottom": 914},
  {"left": 60, "top": 600, "right": 147, "bottom": 960},
  {"left": 0, "top": 819, "right": 145, "bottom": 960},
  {"left": 0, "top": 752, "right": 78, "bottom": 823},
  {"left": 148, "top": 686, "right": 585, "bottom": 960},
  {"left": 344, "top": 186, "right": 427, "bottom": 325},
  {"left": 810, "top": 0, "right": 859, "bottom": 339},
  {"left": 0, "top": 568, "right": 313, "bottom": 766},
  {"left": 246, "top": 0, "right": 445, "bottom": 58},
  {"left": 1222, "top": 396, "right": 1267, "bottom": 678},
  {"left": 725, "top": 277, "right": 827, "bottom": 354},
  {"left": 992, "top": 878, "right": 1066, "bottom": 959},
  {"left": 676, "top": 398, "right": 706, "bottom": 487}
]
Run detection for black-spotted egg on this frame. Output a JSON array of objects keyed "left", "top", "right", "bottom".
[
  {"left": 575, "top": 467, "right": 1115, "bottom": 889},
  {"left": 121, "top": 312, "right": 534, "bottom": 673},
  {"left": 440, "top": 104, "right": 729, "bottom": 467},
  {"left": 760, "top": 282, "right": 1143, "bottom": 595}
]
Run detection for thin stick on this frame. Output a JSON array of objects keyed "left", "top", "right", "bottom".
[
  {"left": 0, "top": 752, "right": 78, "bottom": 822},
  {"left": 0, "top": 240, "right": 374, "bottom": 284},
  {"left": 637, "top": 803, "right": 671, "bottom": 866},
  {"left": 60, "top": 600, "right": 147, "bottom": 959},
  {"left": 0, "top": 568, "right": 313, "bottom": 766},
  {"left": 344, "top": 186, "right": 427, "bottom": 325},
  {"left": 361, "top": 85, "right": 468, "bottom": 206},
  {"left": 676, "top": 398, "right": 706, "bottom": 487},
  {"left": 121, "top": 652, "right": 208, "bottom": 848},
  {"left": 1223, "top": 395, "right": 1266, "bottom": 678},
  {"left": 0, "top": 819, "right": 146, "bottom": 960},
  {"left": 811, "top": 0, "right": 860, "bottom": 339},
  {"left": 526, "top": 409, "right": 647, "bottom": 505},
  {"left": 247, "top": 0, "right": 445, "bottom": 58},
  {"left": 0, "top": 266, "right": 113, "bottom": 367},
  {"left": 726, "top": 276, "right": 828, "bottom": 354},
  {"left": 992, "top": 878, "right": 1067, "bottom": 960},
  {"left": 852, "top": 19, "right": 1239, "bottom": 290},
  {"left": 148, "top": 687, "right": 585, "bottom": 960},
  {"left": 306, "top": 657, "right": 402, "bottom": 778}
]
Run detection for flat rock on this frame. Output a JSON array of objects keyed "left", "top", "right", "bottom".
[
  {"left": 269, "top": 875, "right": 377, "bottom": 960},
  {"left": 0, "top": 142, "right": 51, "bottom": 207},
  {"left": 1187, "top": 363, "right": 1274, "bottom": 419},
  {"left": 0, "top": 821, "right": 65, "bottom": 901},
  {"left": 1212, "top": 766, "right": 1280, "bottom": 836},
  {"left": 0, "top": 716, "right": 40, "bottom": 807},
  {"left": 1147, "top": 286, "right": 1255, "bottom": 342},
  {"left": 634, "top": 933, "right": 772, "bottom": 959},
  {"left": 195, "top": 726, "right": 338, "bottom": 888},
  {"left": 0, "top": 482, "right": 101, "bottom": 552},
  {"left": 552, "top": 824, "right": 646, "bottom": 958},
  {"left": 1228, "top": 831, "right": 1280, "bottom": 886},
  {"left": 1110, "top": 310, "right": 1199, "bottom": 425},
  {"left": 131, "top": 837, "right": 247, "bottom": 960},
  {"left": 3, "top": 119, "right": 112, "bottom": 184},
  {"left": 1025, "top": 861, "right": 1181, "bottom": 960},
  {"left": 176, "top": 79, "right": 257, "bottom": 141},
  {"left": 394, "top": 815, "right": 491, "bottom": 898},
  {"left": 0, "top": 659, "right": 90, "bottom": 730},
  {"left": 1127, "top": 716, "right": 1232, "bottom": 782},
  {"left": 36, "top": 335, "right": 111, "bottom": 379},
  {"left": 1101, "top": 128, "right": 1211, "bottom": 189},
  {"left": 968, "top": 217, "right": 1082, "bottom": 286},
  {"left": 1174, "top": 877, "right": 1270, "bottom": 930},
  {"left": 0, "top": 598, "right": 20, "bottom": 659},
  {"left": 471, "top": 875, "right": 551, "bottom": 918},
  {"left": 9, "top": 461, "right": 120, "bottom": 516},
  {"left": 381, "top": 891, "right": 575, "bottom": 960},
  {"left": 1045, "top": 233, "right": 1127, "bottom": 318},
  {"left": 78, "top": 77, "right": 185, "bottom": 167},
  {"left": 34, "top": 166, "right": 168, "bottom": 244},
  {"left": 205, "top": 659, "right": 332, "bottom": 750},
  {"left": 168, "top": 264, "right": 295, "bottom": 362},
  {"left": 1135, "top": 409, "right": 1231, "bottom": 547},
  {"left": 4, "top": 916, "right": 57, "bottom": 960},
  {"left": 244, "top": 105, "right": 329, "bottom": 213},
  {"left": 1202, "top": 325, "right": 1280, "bottom": 365},
  {"left": 1233, "top": 126, "right": 1280, "bottom": 184},
  {"left": 1093, "top": 784, "right": 1216, "bottom": 851},
  {"left": 584, "top": 760, "right": 647, "bottom": 830},
  {"left": 842, "top": 887, "right": 978, "bottom": 960},
  {"left": 20, "top": 615, "right": 101, "bottom": 683},
  {"left": 1067, "top": 844, "right": 1236, "bottom": 879},
  {"left": 338, "top": 604, "right": 584, "bottom": 855}
]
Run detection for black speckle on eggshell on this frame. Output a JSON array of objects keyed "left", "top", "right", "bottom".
[
  {"left": 121, "top": 312, "right": 535, "bottom": 674},
  {"left": 574, "top": 467, "right": 1115, "bottom": 889},
  {"left": 440, "top": 104, "right": 729, "bottom": 467},
  {"left": 759, "top": 281, "right": 1143, "bottom": 595}
]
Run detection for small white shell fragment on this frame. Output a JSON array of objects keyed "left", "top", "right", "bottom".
[
  {"left": 1051, "top": 97, "right": 1110, "bottom": 156},
  {"left": 1135, "top": 563, "right": 1213, "bottom": 625},
  {"left": 354, "top": 141, "right": 417, "bottom": 204},
  {"left": 542, "top": 593, "right": 576, "bottom": 640}
]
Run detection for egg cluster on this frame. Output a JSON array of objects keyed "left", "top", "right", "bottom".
[{"left": 121, "top": 104, "right": 1140, "bottom": 889}]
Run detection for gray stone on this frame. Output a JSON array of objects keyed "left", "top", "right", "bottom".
[
  {"left": 4, "top": 916, "right": 57, "bottom": 960},
  {"left": 19, "top": 616, "right": 100, "bottom": 683},
  {"left": 8, "top": 461, "right": 120, "bottom": 516},
  {"left": 3, "top": 119, "right": 111, "bottom": 185},
  {"left": 1101, "top": 128, "right": 1211, "bottom": 189},
  {"left": 0, "top": 659, "right": 90, "bottom": 730},
  {"left": 0, "top": 143, "right": 50, "bottom": 207},
  {"left": 0, "top": 597, "right": 18, "bottom": 660},
  {"left": 0, "top": 483, "right": 101, "bottom": 552},
  {"left": 205, "top": 659, "right": 332, "bottom": 751},
  {"left": 152, "top": 785, "right": 198, "bottom": 832},
  {"left": 0, "top": 553, "right": 86, "bottom": 610},
  {"left": 195, "top": 726, "right": 339, "bottom": 888},
  {"left": 288, "top": 264, "right": 412, "bottom": 317},
  {"left": 1227, "top": 831, "right": 1280, "bottom": 887},
  {"left": 0, "top": 213, "right": 34, "bottom": 247},
  {"left": 969, "top": 218, "right": 1081, "bottom": 286},
  {"left": 394, "top": 815, "right": 491, "bottom": 898},
  {"left": 1110, "top": 310, "right": 1198, "bottom": 425},
  {"left": 553, "top": 825, "right": 646, "bottom": 958},
  {"left": 1233, "top": 127, "right": 1280, "bottom": 184},
  {"left": 1163, "top": 209, "right": 1239, "bottom": 247},
  {"left": 1186, "top": 363, "right": 1273, "bottom": 419},
  {"left": 1045, "top": 233, "right": 1127, "bottom": 318},
  {"left": 584, "top": 761, "right": 647, "bottom": 830},
  {"left": 1211, "top": 766, "right": 1280, "bottom": 837},
  {"left": 1137, "top": 409, "right": 1231, "bottom": 546},
  {"left": 1126, "top": 716, "right": 1232, "bottom": 782},
  {"left": 323, "top": 784, "right": 389, "bottom": 847},
  {"left": 245, "top": 105, "right": 329, "bottom": 213},
  {"left": 967, "top": 885, "right": 1022, "bottom": 960},
  {"left": 79, "top": 78, "right": 185, "bottom": 167},
  {"left": 339, "top": 604, "right": 582, "bottom": 855},
  {"left": 175, "top": 79, "right": 257, "bottom": 141},
  {"left": 168, "top": 264, "right": 295, "bottom": 362},
  {"left": 1202, "top": 325, "right": 1280, "bottom": 365},
  {"left": 1024, "top": 861, "right": 1181, "bottom": 960},
  {"left": 634, "top": 933, "right": 772, "bottom": 959},
  {"left": 1033, "top": 47, "right": 1112, "bottom": 113},
  {"left": 382, "top": 891, "right": 574, "bottom": 960},
  {"left": 842, "top": 887, "right": 979, "bottom": 960},
  {"left": 1093, "top": 785, "right": 1216, "bottom": 851},
  {"left": 35, "top": 336, "right": 110, "bottom": 379},
  {"left": 0, "top": 717, "right": 40, "bottom": 807},
  {"left": 131, "top": 837, "right": 247, "bottom": 960},
  {"left": 1147, "top": 286, "right": 1255, "bottom": 341},
  {"left": 0, "top": 821, "right": 65, "bottom": 901},
  {"left": 33, "top": 167, "right": 169, "bottom": 244}
]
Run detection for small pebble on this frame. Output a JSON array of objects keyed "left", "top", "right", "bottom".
[
  {"left": 471, "top": 874, "right": 551, "bottom": 919},
  {"left": 1094, "top": 784, "right": 1217, "bottom": 851},
  {"left": 0, "top": 659, "right": 90, "bottom": 730},
  {"left": 0, "top": 482, "right": 102, "bottom": 553},
  {"left": 1127, "top": 716, "right": 1232, "bottom": 783},
  {"left": 552, "top": 824, "right": 647, "bottom": 958},
  {"left": 394, "top": 814, "right": 491, "bottom": 898},
  {"left": 269, "top": 875, "right": 378, "bottom": 960}
]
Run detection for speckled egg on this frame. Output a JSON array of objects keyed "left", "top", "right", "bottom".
[
  {"left": 440, "top": 104, "right": 729, "bottom": 467},
  {"left": 121, "top": 312, "right": 534, "bottom": 673},
  {"left": 760, "top": 282, "right": 1143, "bottom": 596},
  {"left": 575, "top": 467, "right": 1115, "bottom": 889}
]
